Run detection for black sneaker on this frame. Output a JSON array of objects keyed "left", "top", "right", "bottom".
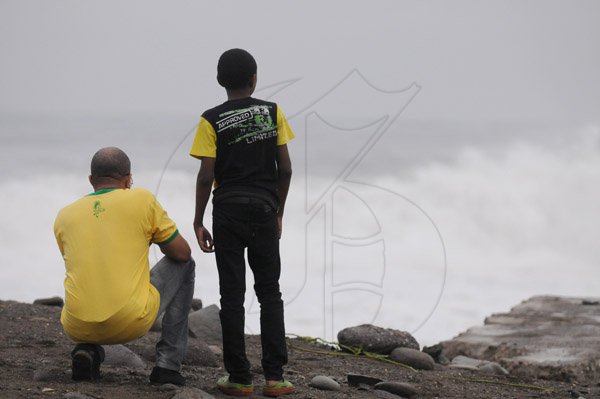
[
  {"left": 149, "top": 366, "right": 186, "bottom": 386},
  {"left": 71, "top": 343, "right": 103, "bottom": 381}
]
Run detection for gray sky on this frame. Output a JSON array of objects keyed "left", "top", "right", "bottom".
[{"left": 1, "top": 0, "right": 599, "bottom": 123}]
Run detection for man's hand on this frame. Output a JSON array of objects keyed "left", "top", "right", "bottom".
[{"left": 194, "top": 224, "right": 214, "bottom": 253}]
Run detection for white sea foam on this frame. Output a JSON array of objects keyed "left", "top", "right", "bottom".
[{"left": 1, "top": 125, "right": 599, "bottom": 346}]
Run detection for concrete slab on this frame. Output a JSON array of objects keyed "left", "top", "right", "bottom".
[{"left": 441, "top": 296, "right": 600, "bottom": 382}]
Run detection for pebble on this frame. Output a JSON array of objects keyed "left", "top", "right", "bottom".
[
  {"left": 171, "top": 387, "right": 215, "bottom": 399},
  {"left": 337, "top": 324, "right": 419, "bottom": 355},
  {"left": 33, "top": 296, "right": 64, "bottom": 307},
  {"left": 191, "top": 298, "right": 203, "bottom": 311},
  {"left": 374, "top": 382, "right": 417, "bottom": 398},
  {"left": 103, "top": 344, "right": 146, "bottom": 369},
  {"left": 188, "top": 304, "right": 222, "bottom": 344},
  {"left": 309, "top": 375, "right": 341, "bottom": 391},
  {"left": 389, "top": 347, "right": 435, "bottom": 370}
]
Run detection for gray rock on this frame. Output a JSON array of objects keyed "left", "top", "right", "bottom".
[
  {"left": 141, "top": 340, "right": 217, "bottom": 367},
  {"left": 64, "top": 393, "right": 95, "bottom": 399},
  {"left": 451, "top": 355, "right": 481, "bottom": 367},
  {"left": 33, "top": 368, "right": 58, "bottom": 382},
  {"left": 451, "top": 355, "right": 508, "bottom": 375},
  {"left": 437, "top": 354, "right": 450, "bottom": 365},
  {"left": 141, "top": 344, "right": 156, "bottom": 362},
  {"left": 188, "top": 304, "right": 222, "bottom": 344},
  {"left": 103, "top": 345, "right": 146, "bottom": 369},
  {"left": 440, "top": 296, "right": 600, "bottom": 382},
  {"left": 33, "top": 296, "right": 64, "bottom": 307},
  {"left": 422, "top": 344, "right": 443, "bottom": 360},
  {"left": 337, "top": 324, "right": 419, "bottom": 354},
  {"left": 184, "top": 340, "right": 218, "bottom": 367},
  {"left": 158, "top": 383, "right": 179, "bottom": 391},
  {"left": 171, "top": 387, "right": 215, "bottom": 399},
  {"left": 448, "top": 363, "right": 479, "bottom": 371},
  {"left": 389, "top": 347, "right": 435, "bottom": 370},
  {"left": 309, "top": 375, "right": 341, "bottom": 391},
  {"left": 374, "top": 390, "right": 408, "bottom": 399},
  {"left": 191, "top": 298, "right": 203, "bottom": 311},
  {"left": 347, "top": 373, "right": 383, "bottom": 387},
  {"left": 374, "top": 382, "right": 417, "bottom": 398},
  {"left": 478, "top": 362, "right": 509, "bottom": 375}
]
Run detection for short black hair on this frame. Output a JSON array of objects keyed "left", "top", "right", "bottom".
[
  {"left": 217, "top": 48, "right": 257, "bottom": 90},
  {"left": 90, "top": 147, "right": 131, "bottom": 179}
]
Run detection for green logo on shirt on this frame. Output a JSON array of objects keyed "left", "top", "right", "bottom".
[{"left": 93, "top": 200, "right": 105, "bottom": 218}]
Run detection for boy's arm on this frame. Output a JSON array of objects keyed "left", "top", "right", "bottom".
[
  {"left": 194, "top": 157, "right": 216, "bottom": 252},
  {"left": 276, "top": 144, "right": 293, "bottom": 238}
]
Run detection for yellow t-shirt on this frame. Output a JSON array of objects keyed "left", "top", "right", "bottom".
[
  {"left": 54, "top": 188, "right": 178, "bottom": 344},
  {"left": 190, "top": 105, "right": 295, "bottom": 158}
]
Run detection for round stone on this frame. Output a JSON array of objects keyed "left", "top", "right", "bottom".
[
  {"left": 309, "top": 375, "right": 341, "bottom": 391},
  {"left": 389, "top": 347, "right": 435, "bottom": 370},
  {"left": 374, "top": 381, "right": 417, "bottom": 398}
]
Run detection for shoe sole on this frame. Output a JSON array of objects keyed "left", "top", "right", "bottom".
[
  {"left": 72, "top": 351, "right": 94, "bottom": 381},
  {"left": 263, "top": 386, "right": 295, "bottom": 397},
  {"left": 217, "top": 385, "right": 254, "bottom": 396}
]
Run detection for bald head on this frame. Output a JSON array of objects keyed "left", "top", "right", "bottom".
[{"left": 91, "top": 147, "right": 131, "bottom": 178}]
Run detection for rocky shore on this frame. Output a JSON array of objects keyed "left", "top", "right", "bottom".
[{"left": 0, "top": 296, "right": 598, "bottom": 398}]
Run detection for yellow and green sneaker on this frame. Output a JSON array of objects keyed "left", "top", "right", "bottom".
[
  {"left": 216, "top": 376, "right": 254, "bottom": 396},
  {"left": 263, "top": 379, "right": 295, "bottom": 397}
]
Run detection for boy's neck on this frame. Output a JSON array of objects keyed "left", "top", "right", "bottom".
[{"left": 226, "top": 87, "right": 254, "bottom": 101}]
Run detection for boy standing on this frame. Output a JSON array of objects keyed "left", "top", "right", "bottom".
[{"left": 190, "top": 49, "right": 294, "bottom": 396}]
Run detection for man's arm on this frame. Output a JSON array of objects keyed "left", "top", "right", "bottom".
[
  {"left": 276, "top": 144, "right": 293, "bottom": 238},
  {"left": 194, "top": 157, "right": 216, "bottom": 252},
  {"left": 159, "top": 234, "right": 192, "bottom": 262}
]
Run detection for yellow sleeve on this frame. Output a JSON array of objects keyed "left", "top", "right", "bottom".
[
  {"left": 276, "top": 106, "right": 295, "bottom": 146},
  {"left": 149, "top": 195, "right": 179, "bottom": 244},
  {"left": 190, "top": 116, "right": 217, "bottom": 158},
  {"left": 53, "top": 215, "right": 65, "bottom": 256}
]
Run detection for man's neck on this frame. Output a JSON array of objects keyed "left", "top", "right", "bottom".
[{"left": 92, "top": 184, "right": 124, "bottom": 192}]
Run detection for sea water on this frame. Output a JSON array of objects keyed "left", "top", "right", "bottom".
[{"left": 1, "top": 113, "right": 599, "bottom": 347}]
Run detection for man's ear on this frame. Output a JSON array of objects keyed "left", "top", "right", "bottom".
[{"left": 88, "top": 175, "right": 94, "bottom": 186}]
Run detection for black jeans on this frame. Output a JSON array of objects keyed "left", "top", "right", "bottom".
[{"left": 213, "top": 201, "right": 288, "bottom": 384}]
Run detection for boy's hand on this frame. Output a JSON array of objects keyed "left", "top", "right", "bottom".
[{"left": 194, "top": 224, "right": 214, "bottom": 253}]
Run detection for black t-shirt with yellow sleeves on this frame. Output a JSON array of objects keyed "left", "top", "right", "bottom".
[{"left": 190, "top": 97, "right": 295, "bottom": 207}]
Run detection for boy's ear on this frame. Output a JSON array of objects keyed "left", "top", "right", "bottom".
[{"left": 249, "top": 74, "right": 257, "bottom": 89}]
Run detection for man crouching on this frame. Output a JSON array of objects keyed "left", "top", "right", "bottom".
[{"left": 54, "top": 146, "right": 195, "bottom": 386}]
